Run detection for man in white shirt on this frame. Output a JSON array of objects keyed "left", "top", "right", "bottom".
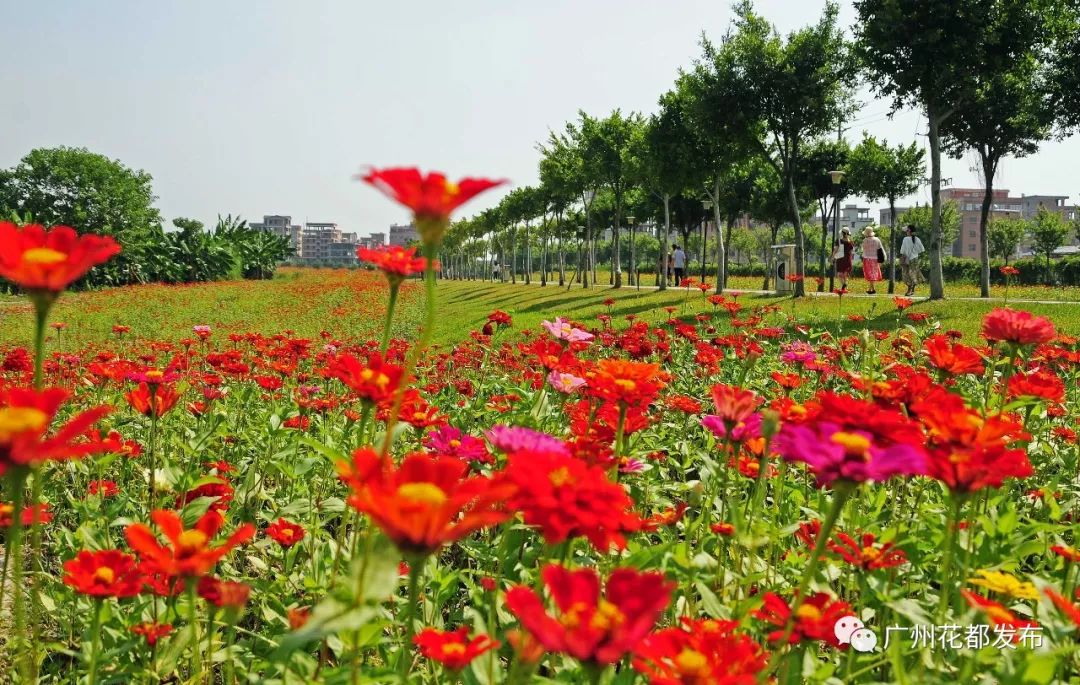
[
  {"left": 672, "top": 245, "right": 687, "bottom": 283},
  {"left": 899, "top": 225, "right": 925, "bottom": 296}
]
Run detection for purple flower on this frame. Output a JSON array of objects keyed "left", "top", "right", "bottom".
[
  {"left": 780, "top": 341, "right": 817, "bottom": 365},
  {"left": 548, "top": 370, "right": 587, "bottom": 394},
  {"left": 485, "top": 425, "right": 570, "bottom": 456},
  {"left": 702, "top": 413, "right": 763, "bottom": 443},
  {"left": 772, "top": 421, "right": 928, "bottom": 487},
  {"left": 424, "top": 425, "right": 493, "bottom": 464},
  {"left": 541, "top": 317, "right": 594, "bottom": 344}
]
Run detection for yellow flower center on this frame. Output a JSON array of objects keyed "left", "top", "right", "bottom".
[
  {"left": 177, "top": 530, "right": 209, "bottom": 555},
  {"left": 589, "top": 600, "right": 625, "bottom": 631},
  {"left": 22, "top": 247, "right": 68, "bottom": 265},
  {"left": 359, "top": 368, "right": 391, "bottom": 389},
  {"left": 0, "top": 407, "right": 49, "bottom": 441},
  {"left": 145, "top": 370, "right": 164, "bottom": 382},
  {"left": 280, "top": 528, "right": 294, "bottom": 540},
  {"left": 397, "top": 482, "right": 448, "bottom": 507},
  {"left": 948, "top": 451, "right": 971, "bottom": 464},
  {"left": 985, "top": 605, "right": 1014, "bottom": 624},
  {"left": 449, "top": 439, "right": 461, "bottom": 448},
  {"left": 861, "top": 546, "right": 882, "bottom": 563},
  {"left": 831, "top": 431, "right": 871, "bottom": 458},
  {"left": 549, "top": 466, "right": 573, "bottom": 488},
  {"left": 441, "top": 642, "right": 467, "bottom": 657},
  {"left": 614, "top": 379, "right": 637, "bottom": 392},
  {"left": 795, "top": 604, "right": 822, "bottom": 622},
  {"left": 94, "top": 566, "right": 116, "bottom": 585},
  {"left": 675, "top": 648, "right": 709, "bottom": 675},
  {"left": 560, "top": 602, "right": 588, "bottom": 629},
  {"left": 444, "top": 181, "right": 460, "bottom": 197}
]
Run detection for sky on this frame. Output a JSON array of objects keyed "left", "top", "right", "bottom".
[{"left": 3, "top": 0, "right": 1078, "bottom": 237}]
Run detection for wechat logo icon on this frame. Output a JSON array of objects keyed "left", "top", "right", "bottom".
[{"left": 834, "top": 616, "right": 877, "bottom": 653}]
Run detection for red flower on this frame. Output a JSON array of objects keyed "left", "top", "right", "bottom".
[
  {"left": 632, "top": 617, "right": 766, "bottom": 684},
  {"left": 327, "top": 352, "right": 403, "bottom": 405},
  {"left": 487, "top": 310, "right": 513, "bottom": 326},
  {"left": 505, "top": 564, "right": 674, "bottom": 666},
  {"left": 62, "top": 549, "right": 143, "bottom": 598},
  {"left": 711, "top": 522, "right": 735, "bottom": 536},
  {"left": 175, "top": 478, "right": 234, "bottom": 513},
  {"left": 413, "top": 626, "right": 500, "bottom": 671},
  {"left": 0, "top": 223, "right": 120, "bottom": 294},
  {"left": 125, "top": 382, "right": 181, "bottom": 418},
  {"left": 337, "top": 448, "right": 512, "bottom": 557},
  {"left": 641, "top": 503, "right": 689, "bottom": 532},
  {"left": 0, "top": 502, "right": 52, "bottom": 527},
  {"left": 1007, "top": 369, "right": 1065, "bottom": 403},
  {"left": 828, "top": 532, "right": 907, "bottom": 570},
  {"left": 962, "top": 590, "right": 1039, "bottom": 641},
  {"left": 357, "top": 244, "right": 433, "bottom": 283},
  {"left": 197, "top": 575, "right": 251, "bottom": 609},
  {"left": 359, "top": 167, "right": 506, "bottom": 245},
  {"left": 503, "top": 449, "right": 642, "bottom": 551},
  {"left": 707, "top": 383, "right": 762, "bottom": 428},
  {"left": 924, "top": 335, "right": 985, "bottom": 376},
  {"left": 754, "top": 592, "right": 851, "bottom": 646},
  {"left": 1051, "top": 545, "right": 1080, "bottom": 563},
  {"left": 1044, "top": 588, "right": 1080, "bottom": 628},
  {"left": 130, "top": 621, "right": 173, "bottom": 646},
  {"left": 0, "top": 386, "right": 112, "bottom": 475},
  {"left": 913, "top": 389, "right": 1032, "bottom": 493},
  {"left": 288, "top": 607, "right": 311, "bottom": 630},
  {"left": 266, "top": 518, "right": 306, "bottom": 548},
  {"left": 981, "top": 308, "right": 1056, "bottom": 346},
  {"left": 88, "top": 479, "right": 119, "bottom": 498},
  {"left": 125, "top": 509, "right": 255, "bottom": 578}
]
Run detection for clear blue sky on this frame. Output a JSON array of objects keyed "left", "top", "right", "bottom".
[{"left": 3, "top": 1, "right": 1077, "bottom": 236}]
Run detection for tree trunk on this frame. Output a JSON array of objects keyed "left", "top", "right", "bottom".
[
  {"left": 540, "top": 230, "right": 548, "bottom": 287},
  {"left": 710, "top": 180, "right": 727, "bottom": 293},
  {"left": 978, "top": 151, "right": 997, "bottom": 298},
  {"left": 629, "top": 222, "right": 637, "bottom": 287},
  {"left": 557, "top": 223, "right": 565, "bottom": 286},
  {"left": 887, "top": 198, "right": 898, "bottom": 294},
  {"left": 785, "top": 172, "right": 806, "bottom": 297},
  {"left": 721, "top": 218, "right": 732, "bottom": 293},
  {"left": 660, "top": 194, "right": 671, "bottom": 291},
  {"left": 927, "top": 114, "right": 945, "bottom": 300},
  {"left": 524, "top": 224, "right": 532, "bottom": 285},
  {"left": 819, "top": 199, "right": 829, "bottom": 292},
  {"left": 613, "top": 193, "right": 623, "bottom": 288},
  {"left": 511, "top": 230, "right": 517, "bottom": 284}
]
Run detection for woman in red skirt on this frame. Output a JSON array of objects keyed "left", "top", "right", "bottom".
[
  {"left": 860, "top": 227, "right": 884, "bottom": 294},
  {"left": 834, "top": 228, "right": 854, "bottom": 290}
]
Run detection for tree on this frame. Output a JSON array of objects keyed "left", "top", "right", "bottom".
[
  {"left": 988, "top": 218, "right": 1028, "bottom": 264},
  {"left": 571, "top": 110, "right": 643, "bottom": 288},
  {"left": 846, "top": 135, "right": 925, "bottom": 293},
  {"left": 801, "top": 138, "right": 850, "bottom": 292},
  {"left": 855, "top": 0, "right": 1044, "bottom": 300},
  {"left": 699, "top": 0, "right": 854, "bottom": 296},
  {"left": 0, "top": 146, "right": 163, "bottom": 287},
  {"left": 1029, "top": 206, "right": 1070, "bottom": 284},
  {"left": 941, "top": 1, "right": 1061, "bottom": 298}
]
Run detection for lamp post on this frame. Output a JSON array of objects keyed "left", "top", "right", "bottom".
[
  {"left": 701, "top": 200, "right": 714, "bottom": 282},
  {"left": 626, "top": 215, "right": 637, "bottom": 289},
  {"left": 827, "top": 170, "right": 844, "bottom": 292}
]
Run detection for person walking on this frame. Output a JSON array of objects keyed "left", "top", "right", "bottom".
[
  {"left": 672, "top": 244, "right": 686, "bottom": 284},
  {"left": 899, "top": 224, "right": 926, "bottom": 296},
  {"left": 833, "top": 228, "right": 854, "bottom": 290},
  {"left": 860, "top": 227, "right": 885, "bottom": 294}
]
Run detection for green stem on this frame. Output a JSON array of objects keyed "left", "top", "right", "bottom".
[
  {"left": 189, "top": 581, "right": 202, "bottom": 684},
  {"left": 147, "top": 413, "right": 160, "bottom": 513},
  {"left": 7, "top": 468, "right": 30, "bottom": 680},
  {"left": 937, "top": 496, "right": 964, "bottom": 620},
  {"left": 88, "top": 598, "right": 103, "bottom": 685},
  {"left": 33, "top": 299, "right": 49, "bottom": 388},
  {"left": 399, "top": 562, "right": 423, "bottom": 683},
  {"left": 381, "top": 282, "right": 401, "bottom": 353}
]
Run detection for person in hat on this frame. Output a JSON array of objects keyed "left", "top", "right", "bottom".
[
  {"left": 898, "top": 224, "right": 926, "bottom": 296},
  {"left": 860, "top": 227, "right": 885, "bottom": 294}
]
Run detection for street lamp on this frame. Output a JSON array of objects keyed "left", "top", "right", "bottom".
[
  {"left": 827, "top": 170, "right": 844, "bottom": 292},
  {"left": 701, "top": 200, "right": 714, "bottom": 282}
]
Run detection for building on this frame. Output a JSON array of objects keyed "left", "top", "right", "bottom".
[
  {"left": 1020, "top": 194, "right": 1079, "bottom": 223},
  {"left": 368, "top": 232, "right": 386, "bottom": 246},
  {"left": 389, "top": 223, "right": 419, "bottom": 246},
  {"left": 838, "top": 205, "right": 874, "bottom": 234},
  {"left": 878, "top": 207, "right": 911, "bottom": 228},
  {"left": 941, "top": 188, "right": 1024, "bottom": 258},
  {"left": 251, "top": 215, "right": 303, "bottom": 253},
  {"left": 297, "top": 222, "right": 360, "bottom": 264}
]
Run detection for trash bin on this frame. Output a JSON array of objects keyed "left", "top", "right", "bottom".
[{"left": 772, "top": 244, "right": 796, "bottom": 293}]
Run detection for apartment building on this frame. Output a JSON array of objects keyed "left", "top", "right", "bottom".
[{"left": 389, "top": 223, "right": 419, "bottom": 246}]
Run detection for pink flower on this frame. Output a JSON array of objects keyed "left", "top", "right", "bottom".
[
  {"left": 548, "top": 371, "right": 587, "bottom": 394},
  {"left": 702, "top": 413, "right": 762, "bottom": 442},
  {"left": 773, "top": 421, "right": 928, "bottom": 487},
  {"left": 423, "top": 425, "right": 493, "bottom": 464},
  {"left": 541, "top": 318, "right": 594, "bottom": 344},
  {"left": 485, "top": 425, "right": 570, "bottom": 456},
  {"left": 780, "top": 341, "right": 817, "bottom": 365}
]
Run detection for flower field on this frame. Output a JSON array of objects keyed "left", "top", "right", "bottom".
[{"left": 3, "top": 175, "right": 1080, "bottom": 685}]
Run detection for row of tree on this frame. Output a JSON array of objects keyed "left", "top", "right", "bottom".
[
  {"left": 441, "top": 0, "right": 1080, "bottom": 299},
  {"left": 0, "top": 147, "right": 292, "bottom": 288}
]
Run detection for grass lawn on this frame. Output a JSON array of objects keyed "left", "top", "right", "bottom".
[{"left": 2, "top": 268, "right": 1076, "bottom": 352}]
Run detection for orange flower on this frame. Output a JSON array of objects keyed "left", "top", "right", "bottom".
[
  {"left": 962, "top": 590, "right": 1039, "bottom": 641},
  {"left": 924, "top": 335, "right": 985, "bottom": 376},
  {"left": 413, "top": 626, "right": 500, "bottom": 671},
  {"left": 357, "top": 244, "right": 435, "bottom": 284},
  {"left": 125, "top": 382, "right": 181, "bottom": 418},
  {"left": 326, "top": 352, "right": 403, "bottom": 405},
  {"left": 62, "top": 549, "right": 143, "bottom": 598},
  {"left": 359, "top": 168, "right": 506, "bottom": 245},
  {"left": 1044, "top": 588, "right": 1080, "bottom": 628},
  {"left": 266, "top": 518, "right": 306, "bottom": 548},
  {"left": 130, "top": 621, "right": 173, "bottom": 646},
  {"left": 0, "top": 386, "right": 112, "bottom": 476},
  {"left": 124, "top": 509, "right": 255, "bottom": 578},
  {"left": 197, "top": 575, "right": 251, "bottom": 609},
  {"left": 0, "top": 223, "right": 120, "bottom": 294},
  {"left": 588, "top": 359, "right": 668, "bottom": 407},
  {"left": 337, "top": 448, "right": 513, "bottom": 557}
]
